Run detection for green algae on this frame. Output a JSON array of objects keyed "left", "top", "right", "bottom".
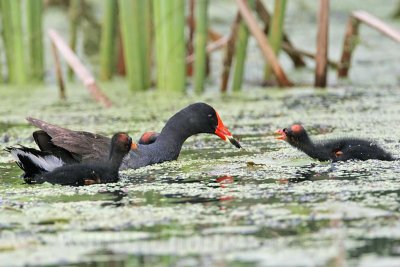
[
  {"left": 0, "top": 1, "right": 400, "bottom": 266},
  {"left": 1, "top": 84, "right": 400, "bottom": 266}
]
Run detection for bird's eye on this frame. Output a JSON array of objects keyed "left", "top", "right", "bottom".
[
  {"left": 283, "top": 128, "right": 287, "bottom": 133},
  {"left": 208, "top": 114, "right": 213, "bottom": 118}
]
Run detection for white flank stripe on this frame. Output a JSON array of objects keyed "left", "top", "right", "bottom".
[{"left": 10, "top": 149, "right": 64, "bottom": 172}]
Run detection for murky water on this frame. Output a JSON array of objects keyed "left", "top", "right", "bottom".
[
  {"left": 1, "top": 0, "right": 400, "bottom": 266},
  {"left": 0, "top": 84, "right": 400, "bottom": 266}
]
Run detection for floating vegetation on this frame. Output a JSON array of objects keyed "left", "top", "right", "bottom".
[
  {"left": 1, "top": 83, "right": 400, "bottom": 265},
  {"left": 0, "top": 1, "right": 400, "bottom": 266}
]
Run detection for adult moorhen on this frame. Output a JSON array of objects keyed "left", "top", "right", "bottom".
[
  {"left": 275, "top": 124, "right": 395, "bottom": 162},
  {"left": 14, "top": 103, "right": 240, "bottom": 178},
  {"left": 7, "top": 132, "right": 133, "bottom": 186}
]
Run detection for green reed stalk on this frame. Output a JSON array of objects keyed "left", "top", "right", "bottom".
[
  {"left": 68, "top": 0, "right": 81, "bottom": 80},
  {"left": 153, "top": 0, "right": 185, "bottom": 92},
  {"left": 119, "top": 0, "right": 149, "bottom": 91},
  {"left": 170, "top": 0, "right": 185, "bottom": 91},
  {"left": 26, "top": 0, "right": 44, "bottom": 82},
  {"left": 264, "top": 0, "right": 287, "bottom": 80},
  {"left": 153, "top": 0, "right": 164, "bottom": 89},
  {"left": 394, "top": 2, "right": 400, "bottom": 18},
  {"left": 9, "top": 0, "right": 26, "bottom": 84},
  {"left": 138, "top": 0, "right": 152, "bottom": 89},
  {"left": 100, "top": 0, "right": 117, "bottom": 80},
  {"left": 0, "top": 50, "right": 2, "bottom": 83},
  {"left": 0, "top": 2, "right": 3, "bottom": 83},
  {"left": 0, "top": 0, "right": 12, "bottom": 82},
  {"left": 194, "top": 0, "right": 208, "bottom": 93},
  {"left": 232, "top": 0, "right": 255, "bottom": 91}
]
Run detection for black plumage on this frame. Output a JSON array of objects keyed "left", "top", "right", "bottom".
[
  {"left": 7, "top": 133, "right": 132, "bottom": 186},
  {"left": 275, "top": 124, "right": 395, "bottom": 162},
  {"left": 21, "top": 103, "right": 240, "bottom": 173}
]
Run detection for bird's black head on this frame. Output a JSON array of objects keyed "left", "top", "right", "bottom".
[
  {"left": 275, "top": 124, "right": 309, "bottom": 146},
  {"left": 110, "top": 132, "right": 134, "bottom": 154},
  {"left": 138, "top": 131, "right": 159, "bottom": 145},
  {"left": 176, "top": 103, "right": 241, "bottom": 148}
]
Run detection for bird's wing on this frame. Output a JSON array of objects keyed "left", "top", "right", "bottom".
[{"left": 27, "top": 117, "right": 111, "bottom": 162}]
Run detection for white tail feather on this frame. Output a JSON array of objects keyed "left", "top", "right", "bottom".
[{"left": 10, "top": 149, "right": 64, "bottom": 172}]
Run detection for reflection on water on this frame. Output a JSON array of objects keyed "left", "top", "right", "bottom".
[
  {"left": 165, "top": 175, "right": 235, "bottom": 204},
  {"left": 100, "top": 190, "right": 128, "bottom": 207},
  {"left": 1, "top": 79, "right": 400, "bottom": 265},
  {"left": 349, "top": 238, "right": 400, "bottom": 259},
  {"left": 277, "top": 162, "right": 378, "bottom": 184}
]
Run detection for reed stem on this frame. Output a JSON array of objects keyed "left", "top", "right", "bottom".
[
  {"left": 0, "top": 0, "right": 14, "bottom": 82},
  {"left": 220, "top": 13, "right": 240, "bottom": 92},
  {"left": 0, "top": 1, "right": 3, "bottom": 83},
  {"left": 26, "top": 0, "right": 44, "bottom": 82},
  {"left": 119, "top": 0, "right": 151, "bottom": 91},
  {"left": 153, "top": 0, "right": 185, "bottom": 92},
  {"left": 315, "top": 0, "right": 329, "bottom": 87},
  {"left": 68, "top": 0, "right": 81, "bottom": 80},
  {"left": 100, "top": 0, "right": 118, "bottom": 81},
  {"left": 194, "top": 0, "right": 209, "bottom": 93},
  {"left": 264, "top": 0, "right": 287, "bottom": 80},
  {"left": 9, "top": 0, "right": 26, "bottom": 84},
  {"left": 232, "top": 0, "right": 255, "bottom": 91},
  {"left": 140, "top": 0, "right": 152, "bottom": 89}
]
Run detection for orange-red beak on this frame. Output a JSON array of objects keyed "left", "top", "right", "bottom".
[
  {"left": 215, "top": 112, "right": 241, "bottom": 148},
  {"left": 131, "top": 142, "right": 138, "bottom": 150},
  {"left": 275, "top": 129, "right": 286, "bottom": 140}
]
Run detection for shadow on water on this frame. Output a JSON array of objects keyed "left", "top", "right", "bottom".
[
  {"left": 163, "top": 175, "right": 235, "bottom": 204},
  {"left": 280, "top": 162, "right": 377, "bottom": 184},
  {"left": 0, "top": 122, "right": 30, "bottom": 133},
  {"left": 164, "top": 194, "right": 234, "bottom": 204},
  {"left": 349, "top": 238, "right": 400, "bottom": 258},
  {"left": 100, "top": 190, "right": 128, "bottom": 207},
  {"left": 0, "top": 163, "right": 29, "bottom": 188},
  {"left": 56, "top": 253, "right": 249, "bottom": 267}
]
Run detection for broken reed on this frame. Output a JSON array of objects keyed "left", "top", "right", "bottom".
[
  {"left": 153, "top": 0, "right": 185, "bottom": 92},
  {"left": 119, "top": 0, "right": 152, "bottom": 91},
  {"left": 264, "top": 0, "right": 287, "bottom": 80},
  {"left": 194, "top": 0, "right": 208, "bottom": 93},
  {"left": 100, "top": 0, "right": 117, "bottom": 80}
]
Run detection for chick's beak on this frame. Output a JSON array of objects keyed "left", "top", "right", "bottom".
[
  {"left": 215, "top": 112, "right": 242, "bottom": 149},
  {"left": 275, "top": 129, "right": 286, "bottom": 140},
  {"left": 131, "top": 142, "right": 138, "bottom": 150}
]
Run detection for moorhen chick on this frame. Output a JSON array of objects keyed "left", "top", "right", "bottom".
[
  {"left": 11, "top": 103, "right": 240, "bottom": 178},
  {"left": 6, "top": 132, "right": 133, "bottom": 186},
  {"left": 138, "top": 131, "right": 159, "bottom": 145},
  {"left": 275, "top": 124, "right": 395, "bottom": 162}
]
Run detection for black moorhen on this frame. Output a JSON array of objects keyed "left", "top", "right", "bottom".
[
  {"left": 13, "top": 103, "right": 240, "bottom": 178},
  {"left": 275, "top": 124, "right": 395, "bottom": 162},
  {"left": 6, "top": 133, "right": 133, "bottom": 186}
]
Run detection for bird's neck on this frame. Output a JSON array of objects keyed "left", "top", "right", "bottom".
[
  {"left": 108, "top": 150, "right": 126, "bottom": 171},
  {"left": 156, "top": 110, "right": 199, "bottom": 150},
  {"left": 292, "top": 137, "right": 331, "bottom": 161}
]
